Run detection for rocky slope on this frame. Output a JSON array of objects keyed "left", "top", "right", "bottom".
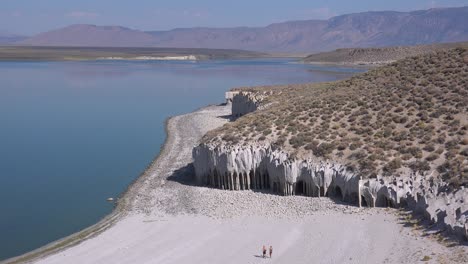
[
  {"left": 17, "top": 7, "right": 468, "bottom": 53},
  {"left": 303, "top": 42, "right": 468, "bottom": 65},
  {"left": 193, "top": 48, "right": 468, "bottom": 239}
]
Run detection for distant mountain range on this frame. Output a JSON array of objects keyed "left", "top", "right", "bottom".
[
  {"left": 6, "top": 6, "right": 468, "bottom": 53},
  {"left": 0, "top": 32, "right": 27, "bottom": 44}
]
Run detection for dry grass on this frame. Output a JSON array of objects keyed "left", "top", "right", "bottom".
[{"left": 204, "top": 48, "right": 468, "bottom": 187}]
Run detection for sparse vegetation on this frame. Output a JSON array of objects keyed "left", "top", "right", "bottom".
[{"left": 302, "top": 42, "right": 468, "bottom": 65}]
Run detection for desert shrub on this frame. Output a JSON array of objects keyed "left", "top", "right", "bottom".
[
  {"left": 349, "top": 150, "right": 367, "bottom": 160},
  {"left": 460, "top": 148, "right": 468, "bottom": 156},
  {"left": 312, "top": 142, "right": 336, "bottom": 157},
  {"left": 423, "top": 144, "right": 435, "bottom": 152},
  {"left": 359, "top": 159, "right": 377, "bottom": 176},
  {"left": 425, "top": 153, "right": 439, "bottom": 161},
  {"left": 436, "top": 135, "right": 446, "bottom": 144},
  {"left": 408, "top": 160, "right": 431, "bottom": 175},
  {"left": 262, "top": 129, "right": 272, "bottom": 136},
  {"left": 445, "top": 149, "right": 459, "bottom": 159},
  {"left": 382, "top": 127, "right": 393, "bottom": 138},
  {"left": 445, "top": 139, "right": 460, "bottom": 150},
  {"left": 349, "top": 142, "right": 362, "bottom": 150},
  {"left": 392, "top": 131, "right": 409, "bottom": 142},
  {"left": 383, "top": 158, "right": 402, "bottom": 176},
  {"left": 337, "top": 142, "right": 348, "bottom": 151}
]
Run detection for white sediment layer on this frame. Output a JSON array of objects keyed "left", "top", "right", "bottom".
[{"left": 97, "top": 55, "right": 198, "bottom": 61}]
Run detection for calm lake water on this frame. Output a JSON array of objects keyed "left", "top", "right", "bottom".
[{"left": 0, "top": 59, "right": 364, "bottom": 260}]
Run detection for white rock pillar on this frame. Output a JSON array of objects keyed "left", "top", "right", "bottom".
[{"left": 358, "top": 180, "right": 362, "bottom": 208}]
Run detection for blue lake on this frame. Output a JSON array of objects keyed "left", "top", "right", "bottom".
[{"left": 0, "top": 59, "right": 364, "bottom": 260}]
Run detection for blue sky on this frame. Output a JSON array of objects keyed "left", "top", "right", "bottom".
[{"left": 1, "top": 0, "right": 468, "bottom": 35}]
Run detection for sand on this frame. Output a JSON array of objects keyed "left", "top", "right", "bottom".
[
  {"left": 35, "top": 208, "right": 468, "bottom": 264},
  {"left": 11, "top": 104, "right": 467, "bottom": 264}
]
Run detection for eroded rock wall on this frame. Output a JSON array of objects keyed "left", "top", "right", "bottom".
[
  {"left": 231, "top": 91, "right": 272, "bottom": 117},
  {"left": 193, "top": 142, "right": 468, "bottom": 239}
]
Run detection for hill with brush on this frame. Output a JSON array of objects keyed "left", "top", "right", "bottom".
[
  {"left": 204, "top": 48, "right": 467, "bottom": 186},
  {"left": 303, "top": 42, "right": 468, "bottom": 65}
]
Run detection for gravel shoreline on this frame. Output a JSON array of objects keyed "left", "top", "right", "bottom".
[{"left": 5, "top": 103, "right": 467, "bottom": 264}]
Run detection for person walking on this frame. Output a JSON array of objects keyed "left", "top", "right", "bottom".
[
  {"left": 269, "top": 245, "right": 273, "bottom": 258},
  {"left": 262, "top": 245, "right": 267, "bottom": 258}
]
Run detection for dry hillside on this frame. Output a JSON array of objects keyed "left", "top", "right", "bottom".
[
  {"left": 204, "top": 48, "right": 468, "bottom": 187},
  {"left": 303, "top": 42, "right": 468, "bottom": 65}
]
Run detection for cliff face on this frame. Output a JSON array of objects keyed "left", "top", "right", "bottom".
[
  {"left": 193, "top": 68, "right": 468, "bottom": 239},
  {"left": 231, "top": 91, "right": 272, "bottom": 117},
  {"left": 193, "top": 138, "right": 468, "bottom": 239}
]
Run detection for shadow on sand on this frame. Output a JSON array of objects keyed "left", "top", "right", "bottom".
[{"left": 396, "top": 208, "right": 468, "bottom": 247}]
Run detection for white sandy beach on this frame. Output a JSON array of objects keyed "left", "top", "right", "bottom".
[{"left": 15, "top": 104, "right": 466, "bottom": 264}]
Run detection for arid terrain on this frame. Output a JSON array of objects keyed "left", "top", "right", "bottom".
[{"left": 303, "top": 42, "right": 468, "bottom": 65}]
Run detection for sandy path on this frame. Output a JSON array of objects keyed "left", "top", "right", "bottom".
[{"left": 26, "top": 104, "right": 467, "bottom": 264}]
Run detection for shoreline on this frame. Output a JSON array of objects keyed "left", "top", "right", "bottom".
[
  {"left": 4, "top": 102, "right": 467, "bottom": 264},
  {"left": 1, "top": 104, "right": 218, "bottom": 264},
  {"left": 300, "top": 60, "right": 382, "bottom": 67}
]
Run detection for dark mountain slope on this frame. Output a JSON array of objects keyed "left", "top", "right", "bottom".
[{"left": 19, "top": 7, "right": 468, "bottom": 52}]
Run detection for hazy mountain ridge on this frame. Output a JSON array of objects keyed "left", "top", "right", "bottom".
[
  {"left": 20, "top": 24, "right": 156, "bottom": 47},
  {"left": 0, "top": 32, "right": 28, "bottom": 44},
  {"left": 16, "top": 7, "right": 468, "bottom": 52}
]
